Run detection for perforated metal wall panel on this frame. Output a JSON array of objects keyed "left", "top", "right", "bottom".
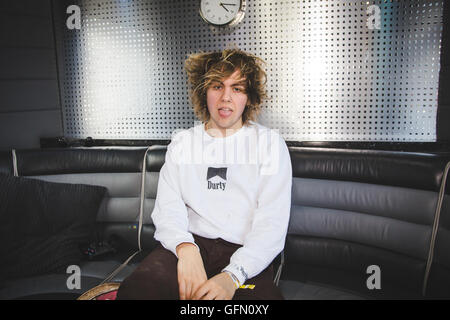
[{"left": 56, "top": 0, "right": 444, "bottom": 141}]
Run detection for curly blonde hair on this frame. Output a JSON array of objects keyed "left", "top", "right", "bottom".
[{"left": 184, "top": 49, "right": 267, "bottom": 125}]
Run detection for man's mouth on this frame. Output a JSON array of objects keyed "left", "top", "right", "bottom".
[{"left": 218, "top": 107, "right": 233, "bottom": 117}]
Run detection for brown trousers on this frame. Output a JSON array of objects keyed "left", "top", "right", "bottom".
[{"left": 116, "top": 234, "right": 284, "bottom": 300}]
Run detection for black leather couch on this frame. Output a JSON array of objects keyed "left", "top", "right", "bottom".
[{"left": 0, "top": 146, "right": 449, "bottom": 300}]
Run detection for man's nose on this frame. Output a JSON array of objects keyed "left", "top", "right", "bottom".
[{"left": 221, "top": 86, "right": 232, "bottom": 102}]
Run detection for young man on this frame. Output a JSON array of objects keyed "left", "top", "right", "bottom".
[{"left": 117, "top": 49, "right": 292, "bottom": 300}]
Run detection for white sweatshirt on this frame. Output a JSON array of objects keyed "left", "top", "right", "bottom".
[{"left": 151, "top": 120, "right": 292, "bottom": 285}]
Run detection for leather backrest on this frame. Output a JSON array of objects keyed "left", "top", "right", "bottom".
[
  {"left": 286, "top": 147, "right": 449, "bottom": 299},
  {"left": 425, "top": 164, "right": 450, "bottom": 298},
  {"left": 9, "top": 148, "right": 150, "bottom": 251}
]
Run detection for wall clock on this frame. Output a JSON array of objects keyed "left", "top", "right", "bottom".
[{"left": 199, "top": 0, "right": 246, "bottom": 27}]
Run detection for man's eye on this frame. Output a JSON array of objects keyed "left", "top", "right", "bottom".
[
  {"left": 213, "top": 85, "right": 222, "bottom": 89},
  {"left": 234, "top": 87, "right": 244, "bottom": 92}
]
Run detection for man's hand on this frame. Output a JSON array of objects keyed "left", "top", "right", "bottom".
[
  {"left": 192, "top": 272, "right": 237, "bottom": 300},
  {"left": 176, "top": 242, "right": 208, "bottom": 300}
]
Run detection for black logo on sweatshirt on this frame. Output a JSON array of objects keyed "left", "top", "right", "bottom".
[{"left": 207, "top": 167, "right": 227, "bottom": 191}]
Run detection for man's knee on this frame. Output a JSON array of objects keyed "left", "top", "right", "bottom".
[
  {"left": 117, "top": 267, "right": 179, "bottom": 300},
  {"left": 117, "top": 247, "right": 179, "bottom": 299}
]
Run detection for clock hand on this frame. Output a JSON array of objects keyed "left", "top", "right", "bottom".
[
  {"left": 219, "top": 3, "right": 230, "bottom": 12},
  {"left": 221, "top": 3, "right": 237, "bottom": 5}
]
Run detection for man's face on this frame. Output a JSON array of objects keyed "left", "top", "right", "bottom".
[{"left": 206, "top": 69, "right": 248, "bottom": 135}]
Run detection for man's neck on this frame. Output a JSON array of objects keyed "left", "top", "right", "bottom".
[{"left": 205, "top": 122, "right": 243, "bottom": 138}]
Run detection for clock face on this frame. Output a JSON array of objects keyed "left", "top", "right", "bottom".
[{"left": 200, "top": 0, "right": 243, "bottom": 26}]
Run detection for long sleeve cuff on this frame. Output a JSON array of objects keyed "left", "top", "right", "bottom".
[
  {"left": 157, "top": 233, "right": 200, "bottom": 259},
  {"left": 173, "top": 241, "right": 200, "bottom": 259},
  {"left": 221, "top": 263, "right": 248, "bottom": 286}
]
